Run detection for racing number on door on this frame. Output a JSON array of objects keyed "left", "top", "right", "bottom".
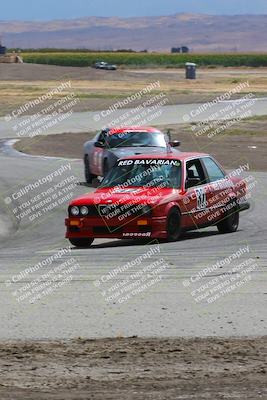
[{"left": 195, "top": 187, "right": 207, "bottom": 210}]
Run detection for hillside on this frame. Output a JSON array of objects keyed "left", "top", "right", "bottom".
[{"left": 1, "top": 13, "right": 267, "bottom": 52}]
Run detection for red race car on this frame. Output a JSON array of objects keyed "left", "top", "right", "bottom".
[{"left": 65, "top": 152, "right": 250, "bottom": 247}]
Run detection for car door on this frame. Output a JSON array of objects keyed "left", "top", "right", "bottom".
[
  {"left": 200, "top": 156, "right": 234, "bottom": 225},
  {"left": 182, "top": 157, "right": 211, "bottom": 229},
  {"left": 89, "top": 131, "right": 107, "bottom": 176}
]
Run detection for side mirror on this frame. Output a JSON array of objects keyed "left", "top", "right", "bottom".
[
  {"left": 94, "top": 141, "right": 105, "bottom": 148},
  {"left": 185, "top": 178, "right": 201, "bottom": 189},
  {"left": 170, "top": 140, "right": 180, "bottom": 147},
  {"left": 166, "top": 129, "right": 172, "bottom": 140}
]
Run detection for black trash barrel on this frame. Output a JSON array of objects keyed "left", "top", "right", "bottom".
[
  {"left": 0, "top": 46, "right": 6, "bottom": 55},
  {"left": 185, "top": 62, "right": 196, "bottom": 79}
]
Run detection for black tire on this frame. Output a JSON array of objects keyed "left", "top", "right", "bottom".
[
  {"left": 69, "top": 238, "right": 94, "bottom": 248},
  {"left": 103, "top": 159, "right": 109, "bottom": 178},
  {"left": 166, "top": 208, "right": 181, "bottom": 242},
  {"left": 84, "top": 155, "right": 95, "bottom": 184},
  {"left": 217, "top": 206, "right": 239, "bottom": 234}
]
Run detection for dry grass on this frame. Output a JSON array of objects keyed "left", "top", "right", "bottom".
[{"left": 1, "top": 65, "right": 267, "bottom": 117}]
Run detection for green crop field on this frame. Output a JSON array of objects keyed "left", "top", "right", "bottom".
[{"left": 20, "top": 52, "right": 267, "bottom": 68}]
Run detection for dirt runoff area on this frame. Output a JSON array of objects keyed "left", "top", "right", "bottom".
[{"left": 0, "top": 337, "right": 266, "bottom": 400}]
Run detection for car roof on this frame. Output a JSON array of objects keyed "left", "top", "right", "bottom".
[
  {"left": 108, "top": 126, "right": 162, "bottom": 135},
  {"left": 119, "top": 151, "right": 209, "bottom": 161}
]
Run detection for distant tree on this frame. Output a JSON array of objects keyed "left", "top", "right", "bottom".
[{"left": 116, "top": 49, "right": 135, "bottom": 52}]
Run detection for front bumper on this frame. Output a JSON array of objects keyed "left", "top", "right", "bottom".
[
  {"left": 238, "top": 202, "right": 250, "bottom": 212},
  {"left": 65, "top": 215, "right": 167, "bottom": 240}
]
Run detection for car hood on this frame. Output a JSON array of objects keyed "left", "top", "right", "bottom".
[
  {"left": 108, "top": 147, "right": 178, "bottom": 158},
  {"left": 70, "top": 186, "right": 182, "bottom": 207}
]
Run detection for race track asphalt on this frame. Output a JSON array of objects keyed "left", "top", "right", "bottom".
[{"left": 0, "top": 104, "right": 266, "bottom": 340}]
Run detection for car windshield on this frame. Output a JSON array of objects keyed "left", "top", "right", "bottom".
[
  {"left": 107, "top": 131, "right": 167, "bottom": 148},
  {"left": 101, "top": 159, "right": 182, "bottom": 189}
]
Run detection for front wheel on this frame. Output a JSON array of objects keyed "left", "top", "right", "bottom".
[
  {"left": 69, "top": 238, "right": 94, "bottom": 248},
  {"left": 84, "top": 155, "right": 95, "bottom": 184},
  {"left": 166, "top": 208, "right": 181, "bottom": 242},
  {"left": 103, "top": 159, "right": 109, "bottom": 178},
  {"left": 217, "top": 207, "right": 239, "bottom": 233}
]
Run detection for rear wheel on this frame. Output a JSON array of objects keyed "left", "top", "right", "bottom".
[
  {"left": 217, "top": 206, "right": 239, "bottom": 233},
  {"left": 69, "top": 238, "right": 94, "bottom": 248},
  {"left": 84, "top": 155, "right": 95, "bottom": 184},
  {"left": 166, "top": 208, "right": 181, "bottom": 242}
]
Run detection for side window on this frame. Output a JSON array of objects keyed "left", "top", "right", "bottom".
[
  {"left": 97, "top": 131, "right": 107, "bottom": 146},
  {"left": 186, "top": 159, "right": 207, "bottom": 188},
  {"left": 202, "top": 157, "right": 225, "bottom": 182}
]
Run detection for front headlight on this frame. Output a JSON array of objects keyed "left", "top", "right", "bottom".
[
  {"left": 80, "top": 206, "right": 89, "bottom": 216},
  {"left": 70, "top": 206, "right": 79, "bottom": 216}
]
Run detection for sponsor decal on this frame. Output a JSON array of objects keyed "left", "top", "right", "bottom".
[
  {"left": 122, "top": 232, "right": 151, "bottom": 237},
  {"left": 118, "top": 159, "right": 181, "bottom": 166}
]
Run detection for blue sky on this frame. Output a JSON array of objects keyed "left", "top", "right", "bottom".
[{"left": 1, "top": 0, "right": 267, "bottom": 20}]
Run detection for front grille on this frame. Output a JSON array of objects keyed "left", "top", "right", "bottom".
[
  {"left": 86, "top": 206, "right": 102, "bottom": 216},
  {"left": 98, "top": 204, "right": 151, "bottom": 219}
]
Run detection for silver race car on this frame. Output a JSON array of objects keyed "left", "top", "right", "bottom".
[{"left": 83, "top": 126, "right": 180, "bottom": 183}]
